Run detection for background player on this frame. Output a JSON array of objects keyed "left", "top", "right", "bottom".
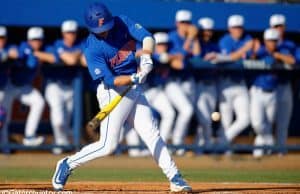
[
  {"left": 207, "top": 15, "right": 251, "bottom": 147},
  {"left": 194, "top": 17, "right": 219, "bottom": 151},
  {"left": 269, "top": 14, "right": 296, "bottom": 155},
  {"left": 52, "top": 2, "right": 192, "bottom": 192},
  {"left": 45, "top": 20, "right": 83, "bottom": 154},
  {"left": 0, "top": 26, "right": 18, "bottom": 150},
  {"left": 1, "top": 27, "right": 54, "bottom": 146},
  {"left": 166, "top": 10, "right": 199, "bottom": 155},
  {"left": 250, "top": 28, "right": 280, "bottom": 158}
]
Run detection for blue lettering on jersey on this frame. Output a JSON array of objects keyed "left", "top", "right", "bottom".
[{"left": 84, "top": 15, "right": 151, "bottom": 86}]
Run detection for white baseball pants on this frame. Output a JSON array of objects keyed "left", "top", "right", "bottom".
[
  {"left": 67, "top": 84, "right": 179, "bottom": 180},
  {"left": 45, "top": 82, "right": 73, "bottom": 146},
  {"left": 0, "top": 82, "right": 45, "bottom": 138},
  {"left": 219, "top": 79, "right": 250, "bottom": 142},
  {"left": 164, "top": 80, "right": 193, "bottom": 146}
]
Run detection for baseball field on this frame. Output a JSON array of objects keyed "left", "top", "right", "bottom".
[{"left": 0, "top": 153, "right": 300, "bottom": 193}]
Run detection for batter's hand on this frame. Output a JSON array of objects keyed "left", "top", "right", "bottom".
[
  {"left": 140, "top": 54, "right": 153, "bottom": 74},
  {"left": 131, "top": 71, "right": 148, "bottom": 84}
]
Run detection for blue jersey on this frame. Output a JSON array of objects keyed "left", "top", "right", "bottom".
[
  {"left": 200, "top": 40, "right": 219, "bottom": 57},
  {"left": 84, "top": 15, "right": 151, "bottom": 86},
  {"left": 253, "top": 46, "right": 278, "bottom": 91},
  {"left": 168, "top": 30, "right": 191, "bottom": 58},
  {"left": 167, "top": 30, "right": 194, "bottom": 80},
  {"left": 219, "top": 33, "right": 252, "bottom": 58},
  {"left": 47, "top": 39, "right": 83, "bottom": 82},
  {"left": 53, "top": 39, "right": 83, "bottom": 63},
  {"left": 219, "top": 33, "right": 252, "bottom": 81},
  {"left": 11, "top": 42, "right": 52, "bottom": 86}
]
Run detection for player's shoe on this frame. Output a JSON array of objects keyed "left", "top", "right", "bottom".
[
  {"left": 52, "top": 158, "right": 72, "bottom": 191},
  {"left": 170, "top": 173, "right": 192, "bottom": 192},
  {"left": 23, "top": 136, "right": 44, "bottom": 146}
]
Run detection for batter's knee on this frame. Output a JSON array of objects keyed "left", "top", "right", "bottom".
[{"left": 101, "top": 141, "right": 119, "bottom": 155}]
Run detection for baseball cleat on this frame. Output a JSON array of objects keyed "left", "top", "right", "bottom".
[
  {"left": 170, "top": 173, "right": 192, "bottom": 192},
  {"left": 23, "top": 136, "right": 44, "bottom": 146},
  {"left": 52, "top": 158, "right": 71, "bottom": 191}
]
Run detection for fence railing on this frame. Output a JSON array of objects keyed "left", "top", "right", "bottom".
[{"left": 0, "top": 60, "right": 300, "bottom": 154}]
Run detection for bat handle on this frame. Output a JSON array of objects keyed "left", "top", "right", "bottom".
[{"left": 87, "top": 117, "right": 101, "bottom": 130}]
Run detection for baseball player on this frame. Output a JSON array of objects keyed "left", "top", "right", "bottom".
[
  {"left": 269, "top": 14, "right": 296, "bottom": 155},
  {"left": 194, "top": 17, "right": 219, "bottom": 151},
  {"left": 125, "top": 32, "right": 176, "bottom": 157},
  {"left": 166, "top": 10, "right": 200, "bottom": 155},
  {"left": 52, "top": 2, "right": 192, "bottom": 192},
  {"left": 207, "top": 15, "right": 251, "bottom": 146},
  {"left": 0, "top": 26, "right": 18, "bottom": 150},
  {"left": 250, "top": 29, "right": 280, "bottom": 158},
  {"left": 1, "top": 27, "right": 55, "bottom": 146},
  {"left": 45, "top": 20, "right": 83, "bottom": 154}
]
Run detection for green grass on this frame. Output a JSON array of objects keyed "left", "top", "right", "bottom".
[{"left": 1, "top": 167, "right": 300, "bottom": 183}]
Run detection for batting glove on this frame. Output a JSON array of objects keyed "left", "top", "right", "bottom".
[
  {"left": 140, "top": 54, "right": 153, "bottom": 74},
  {"left": 130, "top": 71, "right": 148, "bottom": 84}
]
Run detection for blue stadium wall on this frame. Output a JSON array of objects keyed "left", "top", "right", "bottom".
[{"left": 0, "top": 0, "right": 300, "bottom": 32}]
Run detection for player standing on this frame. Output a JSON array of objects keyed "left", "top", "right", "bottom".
[
  {"left": 194, "top": 17, "right": 219, "bottom": 151},
  {"left": 1, "top": 27, "right": 54, "bottom": 146},
  {"left": 250, "top": 29, "right": 279, "bottom": 158},
  {"left": 208, "top": 15, "right": 251, "bottom": 146},
  {"left": 52, "top": 2, "right": 192, "bottom": 192},
  {"left": 166, "top": 10, "right": 199, "bottom": 155},
  {"left": 45, "top": 20, "right": 83, "bottom": 154},
  {"left": 269, "top": 14, "right": 296, "bottom": 155}
]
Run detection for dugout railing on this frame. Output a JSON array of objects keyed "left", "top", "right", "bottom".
[{"left": 0, "top": 60, "right": 300, "bottom": 154}]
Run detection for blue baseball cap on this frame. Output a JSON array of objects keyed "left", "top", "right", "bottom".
[{"left": 84, "top": 2, "right": 115, "bottom": 34}]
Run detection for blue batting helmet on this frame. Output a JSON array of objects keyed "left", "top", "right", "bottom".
[{"left": 84, "top": 2, "right": 115, "bottom": 34}]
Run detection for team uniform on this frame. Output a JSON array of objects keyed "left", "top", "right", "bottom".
[
  {"left": 218, "top": 28, "right": 250, "bottom": 144},
  {"left": 52, "top": 3, "right": 191, "bottom": 192},
  {"left": 1, "top": 38, "right": 46, "bottom": 146},
  {"left": 250, "top": 29, "right": 281, "bottom": 157},
  {"left": 166, "top": 30, "right": 194, "bottom": 154},
  {"left": 194, "top": 18, "right": 219, "bottom": 149},
  {"left": 45, "top": 33, "right": 83, "bottom": 154}
]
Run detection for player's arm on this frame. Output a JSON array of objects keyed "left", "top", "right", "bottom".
[
  {"left": 85, "top": 49, "right": 144, "bottom": 87},
  {"left": 229, "top": 39, "right": 254, "bottom": 60},
  {"left": 34, "top": 51, "right": 56, "bottom": 64},
  {"left": 183, "top": 25, "right": 201, "bottom": 56},
  {"left": 273, "top": 51, "right": 295, "bottom": 66},
  {"left": 59, "top": 50, "right": 82, "bottom": 66}
]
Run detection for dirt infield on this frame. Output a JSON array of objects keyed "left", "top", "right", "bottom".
[{"left": 0, "top": 182, "right": 300, "bottom": 193}]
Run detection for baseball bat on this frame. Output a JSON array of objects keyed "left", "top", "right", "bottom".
[{"left": 86, "top": 85, "right": 133, "bottom": 131}]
